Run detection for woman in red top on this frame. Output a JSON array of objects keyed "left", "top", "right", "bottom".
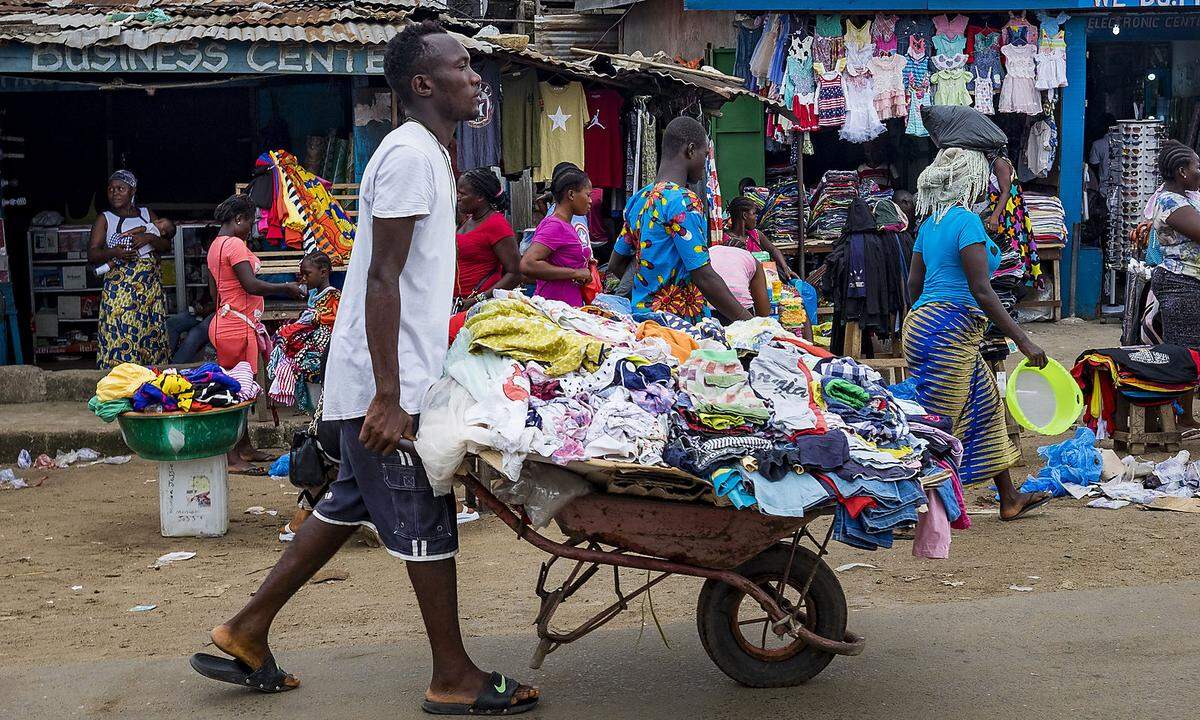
[{"left": 455, "top": 168, "right": 521, "bottom": 309}]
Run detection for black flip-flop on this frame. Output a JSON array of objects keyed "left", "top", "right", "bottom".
[
  {"left": 1000, "top": 494, "right": 1053, "bottom": 522},
  {"left": 189, "top": 652, "right": 298, "bottom": 693},
  {"left": 421, "top": 672, "right": 539, "bottom": 716}
]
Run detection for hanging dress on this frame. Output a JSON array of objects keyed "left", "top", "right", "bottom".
[
  {"left": 96, "top": 208, "right": 170, "bottom": 369},
  {"left": 932, "top": 13, "right": 969, "bottom": 40},
  {"left": 1034, "top": 13, "right": 1069, "bottom": 92},
  {"left": 815, "top": 59, "right": 848, "bottom": 129},
  {"left": 813, "top": 14, "right": 845, "bottom": 68},
  {"left": 869, "top": 53, "right": 907, "bottom": 120},
  {"left": 840, "top": 44, "right": 885, "bottom": 143},
  {"left": 782, "top": 36, "right": 819, "bottom": 132},
  {"left": 872, "top": 14, "right": 899, "bottom": 56},
  {"left": 930, "top": 68, "right": 972, "bottom": 107},
  {"left": 971, "top": 31, "right": 1003, "bottom": 88},
  {"left": 903, "top": 39, "right": 931, "bottom": 137},
  {"left": 998, "top": 45, "right": 1041, "bottom": 114},
  {"left": 844, "top": 18, "right": 872, "bottom": 51}
]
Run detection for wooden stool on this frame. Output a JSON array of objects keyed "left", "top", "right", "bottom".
[{"left": 1112, "top": 395, "right": 1181, "bottom": 455}]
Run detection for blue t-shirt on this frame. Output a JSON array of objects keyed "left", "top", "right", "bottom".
[
  {"left": 911, "top": 206, "right": 1001, "bottom": 310},
  {"left": 614, "top": 181, "right": 712, "bottom": 322}
]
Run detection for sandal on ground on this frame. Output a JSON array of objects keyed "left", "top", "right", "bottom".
[
  {"left": 1000, "top": 494, "right": 1053, "bottom": 522},
  {"left": 421, "top": 672, "right": 538, "bottom": 716},
  {"left": 189, "top": 652, "right": 298, "bottom": 693},
  {"left": 1181, "top": 427, "right": 1200, "bottom": 440},
  {"left": 278, "top": 524, "right": 295, "bottom": 542},
  {"left": 457, "top": 510, "right": 481, "bottom": 525}
]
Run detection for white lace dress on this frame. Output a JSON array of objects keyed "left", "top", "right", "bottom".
[
  {"left": 998, "top": 44, "right": 1041, "bottom": 115},
  {"left": 840, "top": 44, "right": 885, "bottom": 143}
]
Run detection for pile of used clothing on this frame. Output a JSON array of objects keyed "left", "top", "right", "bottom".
[
  {"left": 417, "top": 290, "right": 969, "bottom": 556},
  {"left": 1071, "top": 344, "right": 1200, "bottom": 438},
  {"left": 268, "top": 286, "right": 341, "bottom": 412},
  {"left": 89, "top": 362, "right": 260, "bottom": 421}
]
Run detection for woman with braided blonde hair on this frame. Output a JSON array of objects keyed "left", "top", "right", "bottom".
[{"left": 903, "top": 148, "right": 1051, "bottom": 521}]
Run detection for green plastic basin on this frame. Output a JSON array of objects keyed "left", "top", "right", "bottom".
[{"left": 117, "top": 403, "right": 250, "bottom": 462}]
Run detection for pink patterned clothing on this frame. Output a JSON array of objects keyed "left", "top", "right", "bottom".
[
  {"left": 932, "top": 13, "right": 969, "bottom": 40},
  {"left": 872, "top": 14, "right": 899, "bottom": 55}
]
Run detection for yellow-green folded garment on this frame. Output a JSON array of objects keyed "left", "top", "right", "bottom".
[{"left": 464, "top": 299, "right": 604, "bottom": 376}]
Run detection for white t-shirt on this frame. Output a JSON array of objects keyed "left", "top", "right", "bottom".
[{"left": 324, "top": 121, "right": 457, "bottom": 418}]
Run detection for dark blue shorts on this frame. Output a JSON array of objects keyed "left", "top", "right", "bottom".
[{"left": 313, "top": 418, "right": 458, "bottom": 561}]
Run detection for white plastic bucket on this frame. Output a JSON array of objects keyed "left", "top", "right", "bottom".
[{"left": 158, "top": 455, "right": 228, "bottom": 537}]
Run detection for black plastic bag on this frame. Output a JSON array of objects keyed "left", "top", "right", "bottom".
[{"left": 921, "top": 105, "right": 1008, "bottom": 154}]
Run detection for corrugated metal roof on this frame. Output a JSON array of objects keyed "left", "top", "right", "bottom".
[
  {"left": 531, "top": 12, "right": 618, "bottom": 61},
  {"left": 0, "top": 1, "right": 474, "bottom": 49}
]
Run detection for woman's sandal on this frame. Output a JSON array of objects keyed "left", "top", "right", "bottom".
[
  {"left": 189, "top": 652, "right": 298, "bottom": 693},
  {"left": 421, "top": 672, "right": 539, "bottom": 716}
]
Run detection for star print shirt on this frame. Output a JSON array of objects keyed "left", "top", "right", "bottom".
[
  {"left": 614, "top": 181, "right": 713, "bottom": 323},
  {"left": 536, "top": 81, "right": 587, "bottom": 182}
]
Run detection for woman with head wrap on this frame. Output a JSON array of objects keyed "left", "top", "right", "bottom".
[
  {"left": 87, "top": 170, "right": 175, "bottom": 369},
  {"left": 903, "top": 148, "right": 1050, "bottom": 521}
]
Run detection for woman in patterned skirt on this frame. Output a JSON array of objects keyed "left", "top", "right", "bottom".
[
  {"left": 903, "top": 148, "right": 1050, "bottom": 521},
  {"left": 88, "top": 170, "right": 172, "bottom": 369}
]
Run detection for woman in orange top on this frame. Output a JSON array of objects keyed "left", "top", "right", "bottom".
[{"left": 206, "top": 194, "right": 304, "bottom": 470}]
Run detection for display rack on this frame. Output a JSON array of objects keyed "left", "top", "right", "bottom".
[{"left": 27, "top": 221, "right": 214, "bottom": 362}]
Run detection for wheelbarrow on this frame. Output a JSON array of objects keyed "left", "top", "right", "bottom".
[{"left": 458, "top": 452, "right": 865, "bottom": 688}]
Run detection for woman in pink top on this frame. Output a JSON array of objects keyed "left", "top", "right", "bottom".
[
  {"left": 206, "top": 194, "right": 304, "bottom": 470},
  {"left": 710, "top": 237, "right": 773, "bottom": 323},
  {"left": 520, "top": 166, "right": 594, "bottom": 307}
]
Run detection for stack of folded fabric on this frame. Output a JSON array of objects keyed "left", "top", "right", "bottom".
[
  {"left": 807, "top": 171, "right": 859, "bottom": 243},
  {"left": 1072, "top": 344, "right": 1200, "bottom": 437},
  {"left": 419, "top": 289, "right": 970, "bottom": 555},
  {"left": 1025, "top": 193, "right": 1068, "bottom": 248},
  {"left": 757, "top": 179, "right": 804, "bottom": 251}
]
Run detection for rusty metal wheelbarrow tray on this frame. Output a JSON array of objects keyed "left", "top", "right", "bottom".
[{"left": 463, "top": 450, "right": 865, "bottom": 669}]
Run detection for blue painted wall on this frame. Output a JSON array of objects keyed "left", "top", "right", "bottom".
[{"left": 1060, "top": 16, "right": 1088, "bottom": 316}]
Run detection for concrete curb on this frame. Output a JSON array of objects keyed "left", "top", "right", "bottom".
[{"left": 0, "top": 420, "right": 307, "bottom": 461}]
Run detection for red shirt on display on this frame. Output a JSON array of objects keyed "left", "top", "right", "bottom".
[{"left": 584, "top": 89, "right": 624, "bottom": 188}]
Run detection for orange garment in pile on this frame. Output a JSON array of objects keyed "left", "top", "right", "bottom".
[{"left": 636, "top": 320, "right": 699, "bottom": 364}]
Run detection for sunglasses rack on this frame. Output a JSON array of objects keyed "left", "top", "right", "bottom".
[{"left": 1113, "top": 119, "right": 1165, "bottom": 271}]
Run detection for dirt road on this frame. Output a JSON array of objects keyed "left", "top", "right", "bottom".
[{"left": 2, "top": 319, "right": 1197, "bottom": 671}]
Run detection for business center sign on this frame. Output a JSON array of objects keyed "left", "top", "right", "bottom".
[{"left": 0, "top": 40, "right": 389, "bottom": 74}]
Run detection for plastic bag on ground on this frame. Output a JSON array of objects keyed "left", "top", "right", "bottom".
[
  {"left": 1018, "top": 427, "right": 1102, "bottom": 497},
  {"left": 921, "top": 105, "right": 1008, "bottom": 154},
  {"left": 269, "top": 454, "right": 290, "bottom": 477}
]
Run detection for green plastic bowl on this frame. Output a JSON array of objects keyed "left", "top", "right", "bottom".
[
  {"left": 117, "top": 403, "right": 250, "bottom": 462},
  {"left": 1005, "top": 358, "right": 1083, "bottom": 436}
]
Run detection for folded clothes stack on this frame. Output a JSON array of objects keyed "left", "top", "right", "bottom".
[
  {"left": 418, "top": 290, "right": 969, "bottom": 556},
  {"left": 1024, "top": 193, "right": 1068, "bottom": 248},
  {"left": 1072, "top": 344, "right": 1200, "bottom": 438},
  {"left": 90, "top": 361, "right": 261, "bottom": 421}
]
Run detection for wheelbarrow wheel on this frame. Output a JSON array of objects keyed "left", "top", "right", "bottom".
[{"left": 696, "top": 544, "right": 847, "bottom": 688}]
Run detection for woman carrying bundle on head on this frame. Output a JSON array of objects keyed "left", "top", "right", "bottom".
[{"left": 903, "top": 147, "right": 1050, "bottom": 521}]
